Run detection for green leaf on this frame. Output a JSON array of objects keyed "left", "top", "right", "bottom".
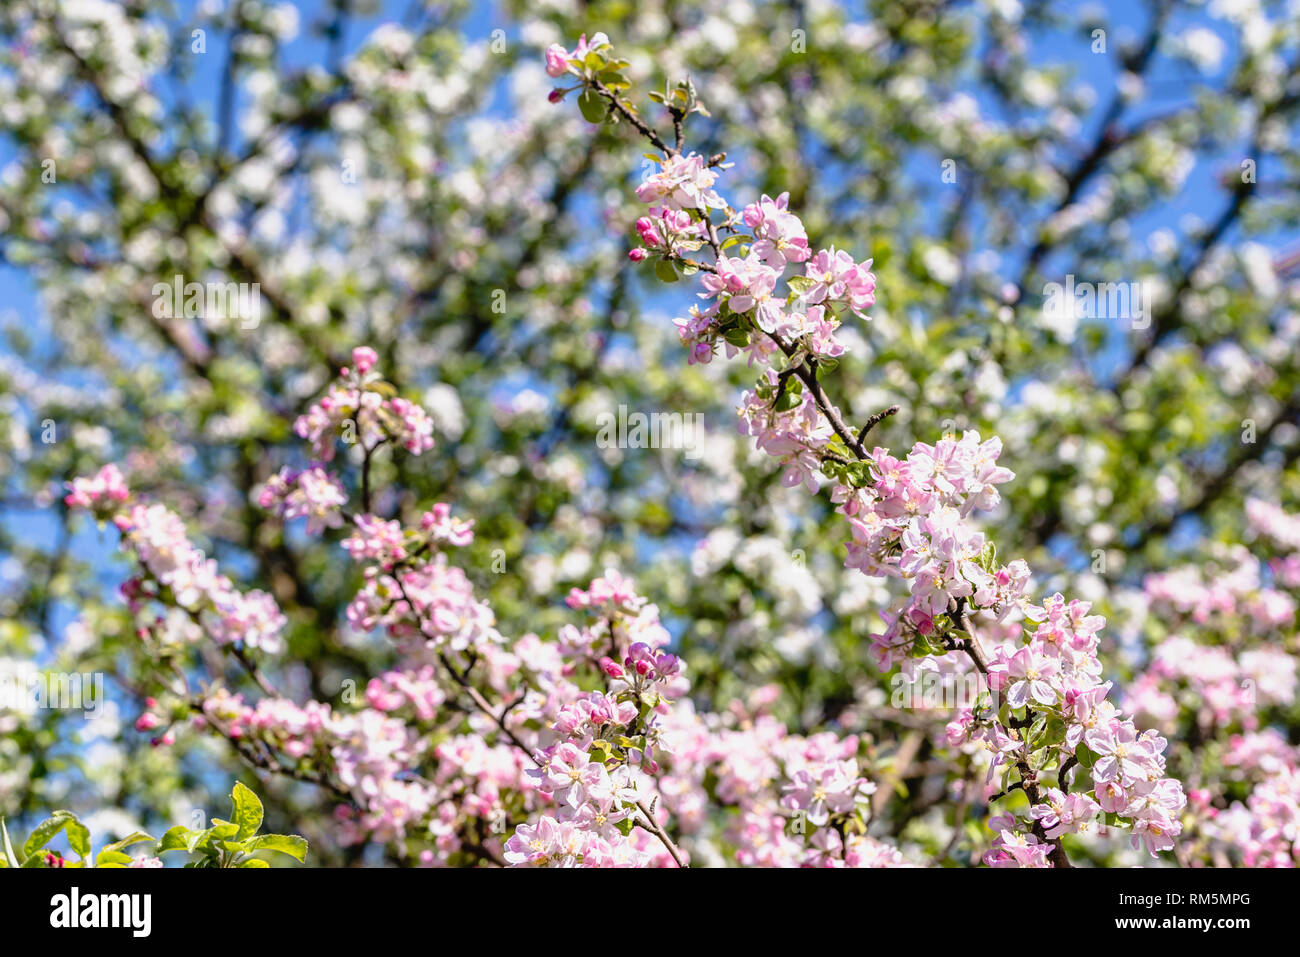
[
  {"left": 1027, "top": 713, "right": 1047, "bottom": 746},
  {"left": 209, "top": 820, "right": 240, "bottom": 841},
  {"left": 653, "top": 259, "right": 679, "bottom": 283},
  {"left": 96, "top": 850, "right": 134, "bottom": 868},
  {"left": 23, "top": 811, "right": 89, "bottom": 861},
  {"left": 596, "top": 68, "right": 628, "bottom": 91},
  {"left": 185, "top": 827, "right": 213, "bottom": 854},
  {"left": 67, "top": 826, "right": 90, "bottom": 860},
  {"left": 157, "top": 825, "right": 191, "bottom": 853},
  {"left": 238, "top": 858, "right": 270, "bottom": 868},
  {"left": 243, "top": 834, "right": 308, "bottom": 863},
  {"left": 773, "top": 386, "right": 802, "bottom": 412},
  {"left": 1042, "top": 716, "right": 1068, "bottom": 749},
  {"left": 21, "top": 815, "right": 65, "bottom": 860},
  {"left": 0, "top": 818, "right": 13, "bottom": 868},
  {"left": 980, "top": 541, "right": 997, "bottom": 570},
  {"left": 577, "top": 90, "right": 606, "bottom": 124},
  {"left": 1074, "top": 742, "right": 1097, "bottom": 769},
  {"left": 230, "top": 782, "right": 264, "bottom": 840},
  {"left": 98, "top": 832, "right": 155, "bottom": 857}
]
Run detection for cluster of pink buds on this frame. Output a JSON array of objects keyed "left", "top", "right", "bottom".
[
  {"left": 133, "top": 696, "right": 176, "bottom": 747},
  {"left": 629, "top": 206, "right": 706, "bottom": 261},
  {"left": 618, "top": 642, "right": 681, "bottom": 682},
  {"left": 294, "top": 346, "right": 436, "bottom": 461}
]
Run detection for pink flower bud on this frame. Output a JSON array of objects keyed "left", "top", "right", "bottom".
[
  {"left": 351, "top": 346, "right": 378, "bottom": 376},
  {"left": 544, "top": 44, "right": 569, "bottom": 78},
  {"left": 635, "top": 217, "right": 659, "bottom": 246}
]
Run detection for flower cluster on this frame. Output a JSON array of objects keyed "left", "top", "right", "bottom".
[
  {"left": 257, "top": 466, "right": 348, "bottom": 534},
  {"left": 648, "top": 697, "right": 906, "bottom": 868},
  {"left": 1127, "top": 505, "right": 1299, "bottom": 734},
  {"left": 946, "top": 595, "right": 1186, "bottom": 860},
  {"left": 347, "top": 554, "right": 502, "bottom": 655},
  {"left": 635, "top": 152, "right": 726, "bottom": 212},
  {"left": 69, "top": 340, "right": 923, "bottom": 867},
  {"left": 781, "top": 758, "right": 874, "bottom": 827},
  {"left": 198, "top": 686, "right": 447, "bottom": 844},
  {"left": 544, "top": 33, "right": 607, "bottom": 80},
  {"left": 1128, "top": 636, "right": 1296, "bottom": 730},
  {"left": 841, "top": 433, "right": 1020, "bottom": 664},
  {"left": 506, "top": 572, "right": 687, "bottom": 867},
  {"left": 1122, "top": 503, "right": 1300, "bottom": 867},
  {"left": 294, "top": 346, "right": 436, "bottom": 461},
  {"left": 1143, "top": 546, "right": 1296, "bottom": 631},
  {"left": 66, "top": 484, "right": 288, "bottom": 655},
  {"left": 1195, "top": 733, "right": 1300, "bottom": 867},
  {"left": 63, "top": 462, "right": 129, "bottom": 512}
]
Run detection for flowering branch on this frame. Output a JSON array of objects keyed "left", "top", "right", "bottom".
[{"left": 548, "top": 33, "right": 1187, "bottom": 867}]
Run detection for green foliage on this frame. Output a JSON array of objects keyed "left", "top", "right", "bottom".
[
  {"left": 3, "top": 783, "right": 305, "bottom": 869},
  {"left": 156, "top": 783, "right": 308, "bottom": 869}
]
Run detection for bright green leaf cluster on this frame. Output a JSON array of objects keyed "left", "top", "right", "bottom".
[
  {"left": 158, "top": 782, "right": 308, "bottom": 868},
  {"left": 0, "top": 782, "right": 306, "bottom": 870}
]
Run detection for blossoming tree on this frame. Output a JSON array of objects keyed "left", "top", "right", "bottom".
[{"left": 2, "top": 1, "right": 1299, "bottom": 868}]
